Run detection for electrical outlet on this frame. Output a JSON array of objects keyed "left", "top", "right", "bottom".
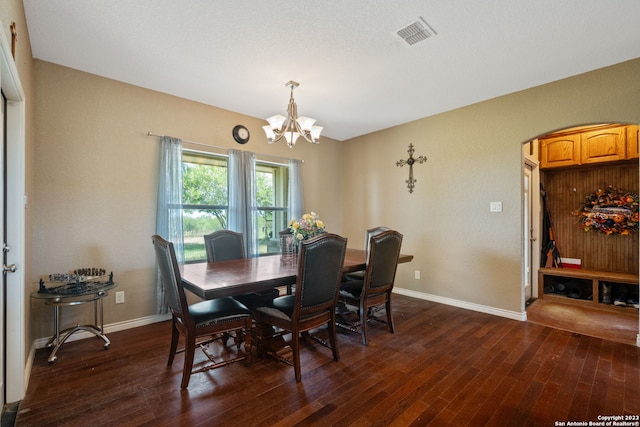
[
  {"left": 490, "top": 201, "right": 503, "bottom": 212},
  {"left": 115, "top": 291, "right": 125, "bottom": 304},
  {"left": 415, "top": 270, "right": 420, "bottom": 279}
]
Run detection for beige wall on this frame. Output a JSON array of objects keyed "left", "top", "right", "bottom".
[
  {"left": 20, "top": 28, "right": 640, "bottom": 338},
  {"left": 343, "top": 58, "right": 640, "bottom": 313},
  {"left": 30, "top": 61, "right": 343, "bottom": 338}
]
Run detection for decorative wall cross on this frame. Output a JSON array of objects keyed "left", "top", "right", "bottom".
[
  {"left": 396, "top": 143, "right": 427, "bottom": 193},
  {"left": 10, "top": 22, "right": 17, "bottom": 59}
]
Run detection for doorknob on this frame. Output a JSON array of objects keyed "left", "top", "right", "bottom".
[{"left": 3, "top": 264, "right": 16, "bottom": 273}]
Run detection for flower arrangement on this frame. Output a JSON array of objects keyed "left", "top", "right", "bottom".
[
  {"left": 289, "top": 212, "right": 325, "bottom": 242},
  {"left": 573, "top": 185, "right": 639, "bottom": 235}
]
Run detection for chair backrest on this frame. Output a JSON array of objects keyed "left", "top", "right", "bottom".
[
  {"left": 294, "top": 233, "right": 347, "bottom": 318},
  {"left": 204, "top": 230, "right": 245, "bottom": 262},
  {"left": 365, "top": 230, "right": 403, "bottom": 295},
  {"left": 364, "top": 226, "right": 390, "bottom": 263},
  {"left": 152, "top": 235, "right": 189, "bottom": 321}
]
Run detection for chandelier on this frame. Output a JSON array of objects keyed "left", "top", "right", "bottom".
[{"left": 263, "top": 81, "right": 323, "bottom": 148}]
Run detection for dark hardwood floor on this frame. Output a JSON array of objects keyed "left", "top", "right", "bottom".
[
  {"left": 15, "top": 295, "right": 640, "bottom": 426},
  {"left": 526, "top": 298, "right": 639, "bottom": 346}
]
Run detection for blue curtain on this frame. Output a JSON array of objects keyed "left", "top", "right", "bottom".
[
  {"left": 228, "top": 150, "right": 258, "bottom": 257},
  {"left": 228, "top": 149, "right": 247, "bottom": 255},
  {"left": 155, "top": 136, "right": 183, "bottom": 314},
  {"left": 244, "top": 151, "right": 258, "bottom": 257}
]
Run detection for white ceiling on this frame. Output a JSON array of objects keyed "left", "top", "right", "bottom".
[{"left": 23, "top": 0, "right": 640, "bottom": 141}]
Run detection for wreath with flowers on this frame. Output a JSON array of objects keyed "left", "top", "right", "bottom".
[
  {"left": 573, "top": 185, "right": 639, "bottom": 235},
  {"left": 289, "top": 212, "right": 325, "bottom": 242}
]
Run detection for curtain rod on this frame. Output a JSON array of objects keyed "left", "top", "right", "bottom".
[
  {"left": 146, "top": 131, "right": 303, "bottom": 163},
  {"left": 147, "top": 131, "right": 225, "bottom": 151}
]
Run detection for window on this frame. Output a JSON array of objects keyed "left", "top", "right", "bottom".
[
  {"left": 181, "top": 151, "right": 291, "bottom": 262},
  {"left": 256, "top": 162, "right": 290, "bottom": 255},
  {"left": 182, "top": 151, "right": 229, "bottom": 262}
]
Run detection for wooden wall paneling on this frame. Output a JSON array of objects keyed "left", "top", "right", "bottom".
[{"left": 541, "top": 163, "right": 638, "bottom": 274}]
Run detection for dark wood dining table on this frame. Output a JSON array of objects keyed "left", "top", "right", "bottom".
[{"left": 181, "top": 248, "right": 414, "bottom": 300}]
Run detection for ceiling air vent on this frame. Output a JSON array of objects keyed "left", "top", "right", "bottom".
[{"left": 395, "top": 17, "right": 437, "bottom": 46}]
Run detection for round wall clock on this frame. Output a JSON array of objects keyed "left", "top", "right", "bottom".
[{"left": 232, "top": 125, "right": 250, "bottom": 144}]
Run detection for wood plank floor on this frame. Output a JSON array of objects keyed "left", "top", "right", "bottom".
[
  {"left": 15, "top": 295, "right": 640, "bottom": 426},
  {"left": 526, "top": 298, "right": 639, "bottom": 346}
]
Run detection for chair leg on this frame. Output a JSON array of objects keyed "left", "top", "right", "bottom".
[
  {"left": 328, "top": 315, "right": 340, "bottom": 362},
  {"left": 243, "top": 321, "right": 252, "bottom": 365},
  {"left": 254, "top": 315, "right": 267, "bottom": 357},
  {"left": 292, "top": 330, "right": 302, "bottom": 382},
  {"left": 168, "top": 317, "right": 179, "bottom": 366},
  {"left": 386, "top": 296, "right": 395, "bottom": 334},
  {"left": 360, "top": 301, "right": 369, "bottom": 346},
  {"left": 181, "top": 335, "right": 196, "bottom": 390}
]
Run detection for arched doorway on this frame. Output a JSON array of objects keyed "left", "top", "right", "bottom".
[{"left": 524, "top": 123, "right": 640, "bottom": 346}]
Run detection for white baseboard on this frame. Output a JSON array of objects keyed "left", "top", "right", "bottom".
[
  {"left": 33, "top": 313, "right": 172, "bottom": 350},
  {"left": 393, "top": 287, "right": 527, "bottom": 321}
]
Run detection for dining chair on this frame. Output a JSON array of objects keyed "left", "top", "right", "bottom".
[
  {"left": 204, "top": 230, "right": 279, "bottom": 310},
  {"left": 204, "top": 229, "right": 246, "bottom": 261},
  {"left": 338, "top": 229, "right": 403, "bottom": 345},
  {"left": 344, "top": 226, "right": 390, "bottom": 281},
  {"left": 255, "top": 233, "right": 347, "bottom": 382},
  {"left": 152, "top": 234, "right": 252, "bottom": 389}
]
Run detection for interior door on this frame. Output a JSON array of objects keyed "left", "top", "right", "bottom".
[
  {"left": 522, "top": 143, "right": 542, "bottom": 309},
  {"left": 0, "top": 29, "right": 26, "bottom": 403},
  {"left": 1, "top": 91, "right": 6, "bottom": 407},
  {"left": 523, "top": 164, "right": 533, "bottom": 303}
]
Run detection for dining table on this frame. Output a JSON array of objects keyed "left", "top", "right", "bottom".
[{"left": 180, "top": 248, "right": 414, "bottom": 300}]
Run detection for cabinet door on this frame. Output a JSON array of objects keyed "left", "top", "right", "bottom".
[
  {"left": 580, "top": 126, "right": 626, "bottom": 164},
  {"left": 627, "top": 125, "right": 639, "bottom": 159},
  {"left": 540, "top": 134, "right": 580, "bottom": 168}
]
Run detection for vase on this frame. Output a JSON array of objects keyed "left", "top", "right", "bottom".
[{"left": 280, "top": 233, "right": 297, "bottom": 263}]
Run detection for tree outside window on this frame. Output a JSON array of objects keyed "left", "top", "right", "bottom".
[
  {"left": 182, "top": 152, "right": 228, "bottom": 261},
  {"left": 182, "top": 151, "right": 290, "bottom": 261}
]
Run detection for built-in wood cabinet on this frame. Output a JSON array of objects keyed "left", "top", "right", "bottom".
[
  {"left": 539, "top": 134, "right": 580, "bottom": 168},
  {"left": 580, "top": 126, "right": 626, "bottom": 164},
  {"left": 540, "top": 124, "right": 637, "bottom": 169},
  {"left": 627, "top": 125, "right": 639, "bottom": 159}
]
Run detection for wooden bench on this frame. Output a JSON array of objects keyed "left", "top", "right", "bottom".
[{"left": 538, "top": 267, "right": 639, "bottom": 314}]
